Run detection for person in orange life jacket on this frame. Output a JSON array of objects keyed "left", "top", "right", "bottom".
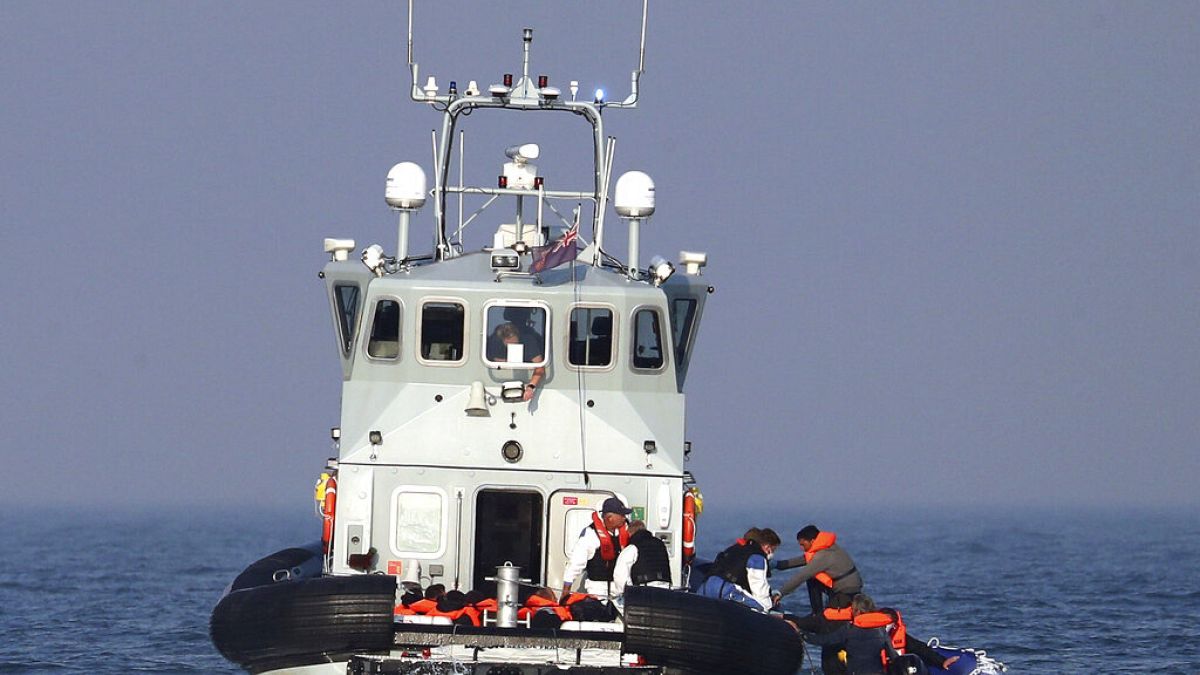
[
  {"left": 697, "top": 527, "right": 782, "bottom": 612},
  {"left": 785, "top": 597, "right": 960, "bottom": 675},
  {"left": 612, "top": 520, "right": 672, "bottom": 602},
  {"left": 561, "top": 496, "right": 632, "bottom": 602},
  {"left": 801, "top": 594, "right": 899, "bottom": 675},
  {"left": 397, "top": 583, "right": 446, "bottom": 615},
  {"left": 775, "top": 525, "right": 864, "bottom": 615}
]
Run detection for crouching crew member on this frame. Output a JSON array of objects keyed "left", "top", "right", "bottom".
[
  {"left": 561, "top": 496, "right": 632, "bottom": 602},
  {"left": 698, "top": 527, "right": 781, "bottom": 612},
  {"left": 613, "top": 519, "right": 672, "bottom": 593},
  {"left": 776, "top": 524, "right": 864, "bottom": 614}
]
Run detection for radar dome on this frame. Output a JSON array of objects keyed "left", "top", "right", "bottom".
[
  {"left": 386, "top": 162, "right": 427, "bottom": 210},
  {"left": 614, "top": 171, "right": 655, "bottom": 218}
]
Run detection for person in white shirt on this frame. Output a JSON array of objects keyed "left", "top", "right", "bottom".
[{"left": 560, "top": 497, "right": 631, "bottom": 602}]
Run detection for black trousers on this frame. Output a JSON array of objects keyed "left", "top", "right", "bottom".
[{"left": 785, "top": 612, "right": 848, "bottom": 675}]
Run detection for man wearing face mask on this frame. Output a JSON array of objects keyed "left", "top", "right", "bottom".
[{"left": 698, "top": 527, "right": 782, "bottom": 612}]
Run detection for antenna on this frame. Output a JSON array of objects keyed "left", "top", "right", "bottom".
[{"left": 405, "top": 0, "right": 649, "bottom": 108}]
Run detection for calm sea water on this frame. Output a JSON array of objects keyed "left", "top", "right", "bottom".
[{"left": 1, "top": 504, "right": 1197, "bottom": 673}]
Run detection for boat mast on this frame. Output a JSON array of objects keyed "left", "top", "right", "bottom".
[{"left": 404, "top": 0, "right": 649, "bottom": 263}]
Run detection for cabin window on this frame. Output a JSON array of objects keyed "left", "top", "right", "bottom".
[
  {"left": 632, "top": 308, "right": 665, "bottom": 370},
  {"left": 333, "top": 284, "right": 361, "bottom": 356},
  {"left": 483, "top": 304, "right": 548, "bottom": 367},
  {"left": 569, "top": 307, "right": 613, "bottom": 367},
  {"left": 366, "top": 299, "right": 401, "bottom": 360},
  {"left": 391, "top": 488, "right": 446, "bottom": 558},
  {"left": 669, "top": 298, "right": 697, "bottom": 369},
  {"left": 420, "top": 301, "right": 465, "bottom": 363},
  {"left": 562, "top": 507, "right": 598, "bottom": 556}
]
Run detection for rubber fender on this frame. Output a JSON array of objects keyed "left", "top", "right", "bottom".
[
  {"left": 210, "top": 573, "right": 396, "bottom": 673},
  {"left": 622, "top": 585, "right": 803, "bottom": 675}
]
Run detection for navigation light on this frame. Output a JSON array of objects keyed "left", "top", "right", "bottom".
[
  {"left": 594, "top": 88, "right": 605, "bottom": 104},
  {"left": 649, "top": 255, "right": 675, "bottom": 286},
  {"left": 361, "top": 244, "right": 386, "bottom": 276}
]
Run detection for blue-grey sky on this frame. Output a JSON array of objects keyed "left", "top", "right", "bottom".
[{"left": 2, "top": 2, "right": 1196, "bottom": 512}]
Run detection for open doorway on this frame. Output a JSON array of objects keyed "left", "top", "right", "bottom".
[{"left": 472, "top": 490, "right": 543, "bottom": 592}]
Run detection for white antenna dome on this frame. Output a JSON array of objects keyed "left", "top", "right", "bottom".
[
  {"left": 385, "top": 162, "right": 427, "bottom": 210},
  {"left": 614, "top": 171, "right": 655, "bottom": 218}
]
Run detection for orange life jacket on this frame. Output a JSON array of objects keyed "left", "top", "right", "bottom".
[
  {"left": 404, "top": 598, "right": 439, "bottom": 615},
  {"left": 519, "top": 594, "right": 569, "bottom": 621},
  {"left": 426, "top": 604, "right": 481, "bottom": 626},
  {"left": 591, "top": 512, "right": 629, "bottom": 562},
  {"left": 822, "top": 605, "right": 854, "bottom": 621},
  {"left": 803, "top": 531, "right": 839, "bottom": 588},
  {"left": 853, "top": 608, "right": 907, "bottom": 657}
]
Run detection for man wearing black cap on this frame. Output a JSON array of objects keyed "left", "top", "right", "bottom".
[{"left": 561, "top": 496, "right": 632, "bottom": 602}]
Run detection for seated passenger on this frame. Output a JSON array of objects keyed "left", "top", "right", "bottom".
[
  {"left": 800, "top": 594, "right": 897, "bottom": 675},
  {"left": 786, "top": 596, "right": 960, "bottom": 675},
  {"left": 697, "top": 527, "right": 781, "bottom": 612}
]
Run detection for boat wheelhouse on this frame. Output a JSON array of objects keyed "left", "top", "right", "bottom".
[{"left": 317, "top": 2, "right": 710, "bottom": 594}]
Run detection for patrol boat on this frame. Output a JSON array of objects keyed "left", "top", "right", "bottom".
[{"left": 210, "top": 3, "right": 806, "bottom": 674}]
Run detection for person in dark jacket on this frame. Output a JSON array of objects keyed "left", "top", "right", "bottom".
[
  {"left": 801, "top": 594, "right": 898, "bottom": 675},
  {"left": 613, "top": 520, "right": 672, "bottom": 591},
  {"left": 697, "top": 527, "right": 781, "bottom": 612}
]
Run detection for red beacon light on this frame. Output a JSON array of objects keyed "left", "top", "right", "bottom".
[
  {"left": 503, "top": 73, "right": 513, "bottom": 87},
  {"left": 538, "top": 73, "right": 560, "bottom": 100},
  {"left": 498, "top": 175, "right": 509, "bottom": 189},
  {"left": 533, "top": 176, "right": 544, "bottom": 189}
]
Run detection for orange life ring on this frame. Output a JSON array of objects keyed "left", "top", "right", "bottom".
[
  {"left": 321, "top": 475, "right": 337, "bottom": 554},
  {"left": 682, "top": 491, "right": 697, "bottom": 563}
]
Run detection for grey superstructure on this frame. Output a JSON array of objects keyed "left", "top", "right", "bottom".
[{"left": 320, "top": 0, "right": 710, "bottom": 601}]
